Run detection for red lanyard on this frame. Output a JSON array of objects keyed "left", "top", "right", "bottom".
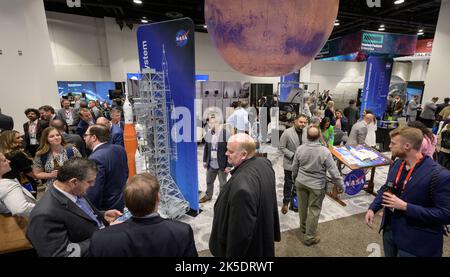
[{"left": 394, "top": 158, "right": 423, "bottom": 192}]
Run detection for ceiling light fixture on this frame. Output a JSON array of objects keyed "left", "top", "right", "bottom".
[
  {"left": 133, "top": 0, "right": 143, "bottom": 4},
  {"left": 418, "top": 29, "right": 424, "bottom": 36},
  {"left": 334, "top": 20, "right": 340, "bottom": 26},
  {"left": 394, "top": 0, "right": 405, "bottom": 4},
  {"left": 203, "top": 25, "right": 207, "bottom": 29},
  {"left": 141, "top": 19, "right": 148, "bottom": 23}
]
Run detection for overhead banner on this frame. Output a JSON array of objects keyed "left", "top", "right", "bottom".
[
  {"left": 361, "top": 56, "right": 394, "bottom": 119},
  {"left": 415, "top": 39, "right": 433, "bottom": 57},
  {"left": 137, "top": 18, "right": 199, "bottom": 212},
  {"left": 317, "top": 31, "right": 418, "bottom": 61}
]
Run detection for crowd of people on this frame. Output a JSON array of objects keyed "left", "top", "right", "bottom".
[{"left": 1, "top": 91, "right": 450, "bottom": 257}]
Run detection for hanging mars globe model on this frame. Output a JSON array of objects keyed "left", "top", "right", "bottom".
[{"left": 204, "top": 0, "right": 339, "bottom": 77}]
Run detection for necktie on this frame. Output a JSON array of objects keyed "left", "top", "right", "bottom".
[{"left": 75, "top": 197, "right": 104, "bottom": 228}]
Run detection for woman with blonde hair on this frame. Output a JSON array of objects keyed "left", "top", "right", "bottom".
[
  {"left": 0, "top": 130, "right": 38, "bottom": 197},
  {"left": 32, "top": 127, "right": 81, "bottom": 188},
  {"left": 324, "top": 100, "right": 336, "bottom": 126}
]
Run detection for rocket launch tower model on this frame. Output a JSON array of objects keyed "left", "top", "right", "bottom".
[{"left": 133, "top": 45, "right": 189, "bottom": 219}]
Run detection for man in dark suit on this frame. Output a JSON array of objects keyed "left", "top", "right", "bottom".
[
  {"left": 343, "top": 99, "right": 359, "bottom": 134},
  {"left": 26, "top": 158, "right": 122, "bottom": 257},
  {"left": 50, "top": 119, "right": 86, "bottom": 157},
  {"left": 200, "top": 119, "right": 231, "bottom": 203},
  {"left": 23, "top": 108, "right": 48, "bottom": 157},
  {"left": 76, "top": 108, "right": 95, "bottom": 138},
  {"left": 0, "top": 107, "right": 14, "bottom": 132},
  {"left": 110, "top": 107, "right": 124, "bottom": 129},
  {"left": 209, "top": 133, "right": 281, "bottom": 257},
  {"left": 84, "top": 124, "right": 128, "bottom": 211},
  {"left": 89, "top": 173, "right": 197, "bottom": 257},
  {"left": 96, "top": 117, "right": 124, "bottom": 147},
  {"left": 366, "top": 127, "right": 450, "bottom": 257}
]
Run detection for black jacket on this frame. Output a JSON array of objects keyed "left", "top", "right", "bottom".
[
  {"left": 26, "top": 186, "right": 108, "bottom": 257},
  {"left": 203, "top": 129, "right": 231, "bottom": 170},
  {"left": 89, "top": 215, "right": 197, "bottom": 257},
  {"left": 209, "top": 157, "right": 281, "bottom": 257},
  {"left": 0, "top": 113, "right": 14, "bottom": 132},
  {"left": 23, "top": 120, "right": 48, "bottom": 148}
]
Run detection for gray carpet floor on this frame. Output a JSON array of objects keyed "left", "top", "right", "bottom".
[{"left": 199, "top": 212, "right": 450, "bottom": 257}]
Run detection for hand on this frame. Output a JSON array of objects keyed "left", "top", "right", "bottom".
[
  {"left": 203, "top": 163, "right": 208, "bottom": 169},
  {"left": 50, "top": 170, "right": 58, "bottom": 178},
  {"left": 365, "top": 209, "right": 375, "bottom": 228},
  {"left": 224, "top": 167, "right": 231, "bottom": 174},
  {"left": 382, "top": 192, "right": 407, "bottom": 211},
  {"left": 104, "top": 209, "right": 122, "bottom": 223}
]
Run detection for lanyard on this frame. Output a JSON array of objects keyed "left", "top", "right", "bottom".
[{"left": 394, "top": 158, "right": 423, "bottom": 192}]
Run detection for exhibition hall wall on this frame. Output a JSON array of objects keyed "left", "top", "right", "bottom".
[
  {"left": 0, "top": 0, "right": 59, "bottom": 126},
  {"left": 424, "top": 0, "right": 450, "bottom": 102}
]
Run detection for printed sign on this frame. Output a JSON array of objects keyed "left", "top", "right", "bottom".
[{"left": 344, "top": 169, "right": 366, "bottom": 196}]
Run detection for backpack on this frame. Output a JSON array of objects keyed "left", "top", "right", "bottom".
[
  {"left": 441, "top": 130, "right": 450, "bottom": 150},
  {"left": 40, "top": 146, "right": 74, "bottom": 166}
]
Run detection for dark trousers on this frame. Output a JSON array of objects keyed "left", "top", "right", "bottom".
[
  {"left": 383, "top": 227, "right": 416, "bottom": 257},
  {"left": 419, "top": 117, "right": 435, "bottom": 128},
  {"left": 283, "top": 170, "right": 295, "bottom": 206}
]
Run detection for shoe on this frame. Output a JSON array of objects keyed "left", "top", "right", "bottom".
[
  {"left": 199, "top": 196, "right": 211, "bottom": 203},
  {"left": 281, "top": 204, "right": 289, "bottom": 214},
  {"left": 304, "top": 236, "right": 321, "bottom": 246}
]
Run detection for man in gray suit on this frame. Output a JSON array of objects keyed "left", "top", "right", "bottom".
[
  {"left": 26, "top": 158, "right": 122, "bottom": 257},
  {"left": 420, "top": 97, "right": 439, "bottom": 128},
  {"left": 279, "top": 114, "right": 308, "bottom": 214},
  {"left": 347, "top": 113, "right": 374, "bottom": 145},
  {"left": 57, "top": 99, "right": 80, "bottom": 134}
]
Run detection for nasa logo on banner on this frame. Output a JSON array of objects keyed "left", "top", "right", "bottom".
[
  {"left": 344, "top": 169, "right": 366, "bottom": 196},
  {"left": 175, "top": 29, "right": 190, "bottom": 47}
]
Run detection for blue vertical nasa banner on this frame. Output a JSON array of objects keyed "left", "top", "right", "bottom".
[
  {"left": 361, "top": 56, "right": 393, "bottom": 119},
  {"left": 137, "top": 18, "right": 199, "bottom": 212},
  {"left": 279, "top": 71, "right": 300, "bottom": 102}
]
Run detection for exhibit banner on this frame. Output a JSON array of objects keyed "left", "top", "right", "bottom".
[
  {"left": 344, "top": 169, "right": 366, "bottom": 196},
  {"left": 415, "top": 39, "right": 433, "bottom": 57},
  {"left": 316, "top": 32, "right": 362, "bottom": 60},
  {"left": 361, "top": 56, "right": 393, "bottom": 119},
  {"left": 137, "top": 18, "right": 199, "bottom": 212},
  {"left": 360, "top": 31, "right": 417, "bottom": 56},
  {"left": 279, "top": 71, "right": 300, "bottom": 102}
]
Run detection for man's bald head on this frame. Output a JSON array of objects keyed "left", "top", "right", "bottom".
[
  {"left": 226, "top": 133, "right": 257, "bottom": 167},
  {"left": 307, "top": 126, "right": 320, "bottom": 142},
  {"left": 228, "top": 133, "right": 256, "bottom": 157},
  {"left": 96, "top": 117, "right": 110, "bottom": 127}
]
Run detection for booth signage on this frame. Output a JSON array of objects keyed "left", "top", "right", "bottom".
[
  {"left": 344, "top": 169, "right": 366, "bottom": 196},
  {"left": 137, "top": 18, "right": 199, "bottom": 211}
]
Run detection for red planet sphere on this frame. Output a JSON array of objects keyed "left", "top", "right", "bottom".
[{"left": 204, "top": 0, "right": 339, "bottom": 77}]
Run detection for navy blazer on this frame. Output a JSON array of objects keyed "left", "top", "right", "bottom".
[
  {"left": 110, "top": 124, "right": 124, "bottom": 147},
  {"left": 86, "top": 143, "right": 128, "bottom": 211},
  {"left": 0, "top": 113, "right": 14, "bottom": 131},
  {"left": 26, "top": 186, "right": 107, "bottom": 257},
  {"left": 203, "top": 129, "right": 231, "bottom": 170},
  {"left": 88, "top": 215, "right": 198, "bottom": 257},
  {"left": 369, "top": 157, "right": 450, "bottom": 257}
]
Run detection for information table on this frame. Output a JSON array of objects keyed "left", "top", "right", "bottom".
[{"left": 328, "top": 145, "right": 392, "bottom": 206}]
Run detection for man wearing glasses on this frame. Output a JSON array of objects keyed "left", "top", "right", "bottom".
[{"left": 83, "top": 124, "right": 128, "bottom": 211}]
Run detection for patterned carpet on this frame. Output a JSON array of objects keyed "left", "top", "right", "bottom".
[{"left": 179, "top": 144, "right": 391, "bottom": 252}]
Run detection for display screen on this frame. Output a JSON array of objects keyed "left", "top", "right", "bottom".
[{"left": 57, "top": 81, "right": 116, "bottom": 103}]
